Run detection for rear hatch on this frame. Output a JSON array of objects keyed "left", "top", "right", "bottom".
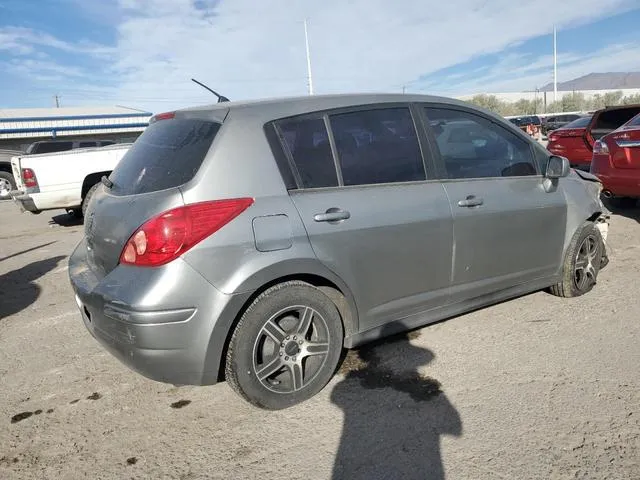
[
  {"left": 83, "top": 109, "right": 226, "bottom": 278},
  {"left": 608, "top": 114, "right": 640, "bottom": 169},
  {"left": 586, "top": 105, "right": 640, "bottom": 148}
]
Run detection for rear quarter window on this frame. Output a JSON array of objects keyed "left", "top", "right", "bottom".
[{"left": 108, "top": 118, "right": 220, "bottom": 196}]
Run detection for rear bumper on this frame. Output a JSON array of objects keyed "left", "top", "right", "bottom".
[
  {"left": 10, "top": 190, "right": 40, "bottom": 213},
  {"left": 68, "top": 239, "right": 252, "bottom": 386},
  {"left": 591, "top": 159, "right": 640, "bottom": 197}
]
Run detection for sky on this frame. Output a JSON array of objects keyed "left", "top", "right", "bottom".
[{"left": 1, "top": 0, "right": 640, "bottom": 113}]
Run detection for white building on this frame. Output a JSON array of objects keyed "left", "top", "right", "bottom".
[
  {"left": 0, "top": 105, "right": 152, "bottom": 151},
  {"left": 457, "top": 88, "right": 640, "bottom": 104}
]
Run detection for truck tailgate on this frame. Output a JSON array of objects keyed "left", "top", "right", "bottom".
[{"left": 11, "top": 155, "right": 23, "bottom": 190}]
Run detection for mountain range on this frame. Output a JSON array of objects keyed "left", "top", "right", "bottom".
[{"left": 540, "top": 72, "right": 640, "bottom": 91}]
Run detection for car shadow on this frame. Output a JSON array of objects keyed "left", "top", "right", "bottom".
[
  {"left": 0, "top": 256, "right": 66, "bottom": 320},
  {"left": 330, "top": 328, "right": 462, "bottom": 480},
  {"left": 50, "top": 212, "right": 83, "bottom": 227}
]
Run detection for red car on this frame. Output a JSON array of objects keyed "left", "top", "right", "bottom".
[
  {"left": 546, "top": 115, "right": 593, "bottom": 169},
  {"left": 591, "top": 111, "right": 640, "bottom": 205}
]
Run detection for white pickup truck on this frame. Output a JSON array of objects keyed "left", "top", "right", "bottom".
[{"left": 10, "top": 143, "right": 130, "bottom": 216}]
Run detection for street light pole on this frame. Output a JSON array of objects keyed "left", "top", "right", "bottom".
[{"left": 304, "top": 18, "right": 314, "bottom": 95}]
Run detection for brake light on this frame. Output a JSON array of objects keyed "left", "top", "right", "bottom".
[
  {"left": 593, "top": 140, "right": 609, "bottom": 155},
  {"left": 22, "top": 168, "right": 38, "bottom": 188},
  {"left": 150, "top": 111, "right": 175, "bottom": 123},
  {"left": 120, "top": 198, "right": 253, "bottom": 267},
  {"left": 549, "top": 128, "right": 583, "bottom": 141}
]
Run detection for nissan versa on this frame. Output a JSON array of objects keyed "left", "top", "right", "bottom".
[{"left": 69, "top": 94, "right": 610, "bottom": 410}]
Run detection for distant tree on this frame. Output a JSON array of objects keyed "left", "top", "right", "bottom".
[
  {"left": 622, "top": 93, "right": 640, "bottom": 105},
  {"left": 561, "top": 92, "right": 586, "bottom": 112},
  {"left": 465, "top": 94, "right": 504, "bottom": 114},
  {"left": 602, "top": 90, "right": 624, "bottom": 107}
]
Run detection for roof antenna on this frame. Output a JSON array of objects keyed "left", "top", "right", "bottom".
[{"left": 191, "top": 78, "right": 229, "bottom": 103}]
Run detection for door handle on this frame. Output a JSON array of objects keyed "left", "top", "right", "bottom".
[
  {"left": 313, "top": 208, "right": 351, "bottom": 222},
  {"left": 457, "top": 195, "right": 484, "bottom": 207}
]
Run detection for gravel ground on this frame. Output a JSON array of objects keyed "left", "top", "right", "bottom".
[{"left": 0, "top": 201, "right": 638, "bottom": 480}]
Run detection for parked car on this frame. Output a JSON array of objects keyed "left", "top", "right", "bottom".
[
  {"left": 590, "top": 111, "right": 640, "bottom": 206},
  {"left": 0, "top": 149, "right": 23, "bottom": 199},
  {"left": 10, "top": 143, "right": 131, "bottom": 216},
  {"left": 546, "top": 115, "right": 593, "bottom": 169},
  {"left": 1, "top": 140, "right": 118, "bottom": 200},
  {"left": 25, "top": 139, "right": 116, "bottom": 155},
  {"left": 508, "top": 115, "right": 542, "bottom": 139},
  {"left": 69, "top": 94, "right": 610, "bottom": 410},
  {"left": 543, "top": 114, "right": 584, "bottom": 135}
]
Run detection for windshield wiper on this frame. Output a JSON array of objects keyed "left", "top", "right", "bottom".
[{"left": 101, "top": 176, "right": 113, "bottom": 189}]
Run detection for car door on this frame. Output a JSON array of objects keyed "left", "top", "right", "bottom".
[
  {"left": 422, "top": 105, "right": 567, "bottom": 303},
  {"left": 274, "top": 105, "right": 454, "bottom": 332}
]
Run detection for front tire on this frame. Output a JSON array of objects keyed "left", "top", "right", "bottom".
[
  {"left": 225, "top": 281, "right": 344, "bottom": 410},
  {"left": 549, "top": 222, "right": 604, "bottom": 298}
]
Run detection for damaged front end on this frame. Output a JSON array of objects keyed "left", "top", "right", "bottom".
[{"left": 572, "top": 168, "right": 611, "bottom": 269}]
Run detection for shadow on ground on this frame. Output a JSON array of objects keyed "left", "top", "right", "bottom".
[
  {"left": 0, "top": 242, "right": 56, "bottom": 263},
  {"left": 50, "top": 212, "right": 83, "bottom": 227},
  {"left": 331, "top": 328, "right": 462, "bottom": 480},
  {"left": 0, "top": 256, "right": 66, "bottom": 320},
  {"left": 603, "top": 198, "right": 640, "bottom": 223}
]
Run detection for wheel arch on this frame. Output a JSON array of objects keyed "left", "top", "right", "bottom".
[
  {"left": 203, "top": 260, "right": 359, "bottom": 385},
  {"left": 81, "top": 171, "right": 111, "bottom": 198}
]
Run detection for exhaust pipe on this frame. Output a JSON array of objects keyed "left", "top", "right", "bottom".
[{"left": 602, "top": 190, "right": 613, "bottom": 198}]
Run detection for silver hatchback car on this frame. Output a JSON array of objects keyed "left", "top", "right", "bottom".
[{"left": 69, "top": 94, "right": 610, "bottom": 409}]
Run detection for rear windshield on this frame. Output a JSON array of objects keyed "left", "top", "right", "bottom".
[
  {"left": 627, "top": 113, "right": 640, "bottom": 127},
  {"left": 563, "top": 116, "right": 591, "bottom": 128},
  {"left": 594, "top": 107, "right": 640, "bottom": 130},
  {"left": 108, "top": 118, "right": 220, "bottom": 196},
  {"left": 28, "top": 141, "right": 73, "bottom": 154}
]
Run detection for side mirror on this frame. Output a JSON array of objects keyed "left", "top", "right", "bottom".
[{"left": 546, "top": 155, "right": 570, "bottom": 179}]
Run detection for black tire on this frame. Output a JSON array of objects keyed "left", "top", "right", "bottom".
[
  {"left": 549, "top": 222, "right": 604, "bottom": 298},
  {"left": 81, "top": 183, "right": 100, "bottom": 217},
  {"left": 0, "top": 171, "right": 16, "bottom": 200},
  {"left": 225, "top": 281, "right": 344, "bottom": 410}
]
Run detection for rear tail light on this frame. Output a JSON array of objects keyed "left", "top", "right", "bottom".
[
  {"left": 549, "top": 129, "right": 583, "bottom": 141},
  {"left": 593, "top": 140, "right": 610, "bottom": 155},
  {"left": 21, "top": 168, "right": 38, "bottom": 188},
  {"left": 120, "top": 198, "right": 253, "bottom": 267}
]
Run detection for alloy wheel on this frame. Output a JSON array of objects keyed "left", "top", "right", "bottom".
[
  {"left": 252, "top": 305, "right": 330, "bottom": 394},
  {"left": 574, "top": 234, "right": 599, "bottom": 291}
]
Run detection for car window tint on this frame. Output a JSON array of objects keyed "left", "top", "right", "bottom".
[
  {"left": 276, "top": 117, "right": 338, "bottom": 189},
  {"left": 36, "top": 142, "right": 73, "bottom": 154},
  {"left": 564, "top": 116, "right": 591, "bottom": 128},
  {"left": 425, "top": 107, "right": 537, "bottom": 179},
  {"left": 329, "top": 107, "right": 425, "bottom": 186},
  {"left": 78, "top": 142, "right": 97, "bottom": 148},
  {"left": 627, "top": 113, "right": 640, "bottom": 127}
]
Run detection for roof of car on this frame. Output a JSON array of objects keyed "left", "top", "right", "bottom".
[{"left": 176, "top": 93, "right": 487, "bottom": 121}]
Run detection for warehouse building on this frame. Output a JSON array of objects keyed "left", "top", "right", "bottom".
[{"left": 0, "top": 105, "right": 152, "bottom": 151}]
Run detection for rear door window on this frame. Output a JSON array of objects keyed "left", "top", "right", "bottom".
[
  {"left": 329, "top": 107, "right": 425, "bottom": 186},
  {"left": 275, "top": 117, "right": 338, "bottom": 189},
  {"left": 108, "top": 118, "right": 220, "bottom": 196}
]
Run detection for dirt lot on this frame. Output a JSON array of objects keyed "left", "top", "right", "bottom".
[{"left": 0, "top": 201, "right": 638, "bottom": 480}]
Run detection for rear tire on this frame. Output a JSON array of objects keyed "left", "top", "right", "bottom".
[
  {"left": 549, "top": 222, "right": 603, "bottom": 298},
  {"left": 81, "top": 183, "right": 100, "bottom": 217},
  {"left": 225, "top": 281, "right": 344, "bottom": 410},
  {"left": 0, "top": 171, "right": 16, "bottom": 200}
]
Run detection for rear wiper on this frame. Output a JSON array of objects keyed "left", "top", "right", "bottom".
[{"left": 101, "top": 176, "right": 113, "bottom": 189}]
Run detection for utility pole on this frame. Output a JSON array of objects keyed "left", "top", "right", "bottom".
[
  {"left": 54, "top": 94, "right": 60, "bottom": 108},
  {"left": 304, "top": 18, "right": 314, "bottom": 95},
  {"left": 553, "top": 26, "right": 558, "bottom": 104},
  {"left": 402, "top": 86, "right": 406, "bottom": 94}
]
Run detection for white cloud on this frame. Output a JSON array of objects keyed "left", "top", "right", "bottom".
[{"left": 2, "top": 0, "right": 640, "bottom": 110}]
